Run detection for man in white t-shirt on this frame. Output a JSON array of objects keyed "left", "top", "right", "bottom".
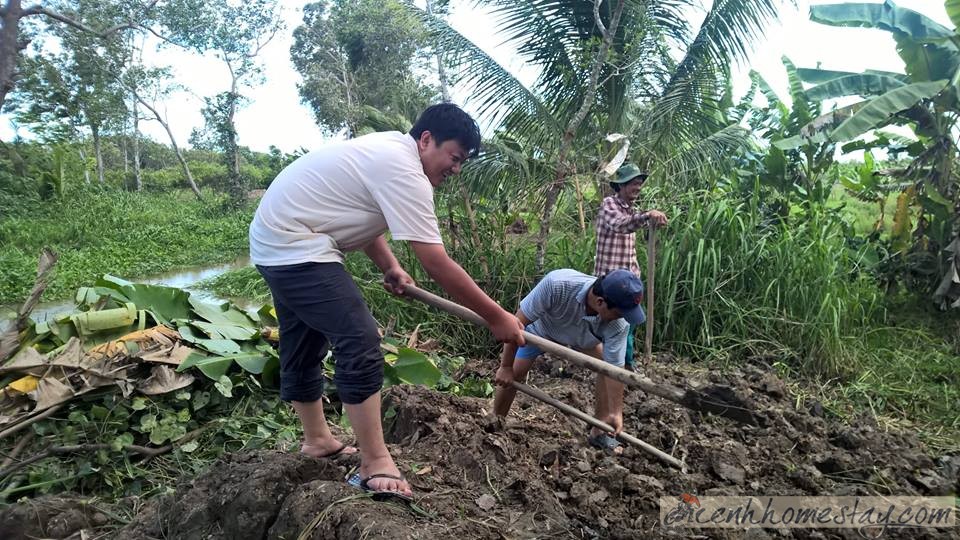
[{"left": 250, "top": 104, "right": 525, "bottom": 501}]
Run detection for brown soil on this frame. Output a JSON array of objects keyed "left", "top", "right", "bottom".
[{"left": 3, "top": 355, "right": 958, "bottom": 539}]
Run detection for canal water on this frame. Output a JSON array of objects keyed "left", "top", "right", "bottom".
[{"left": 0, "top": 256, "right": 254, "bottom": 333}]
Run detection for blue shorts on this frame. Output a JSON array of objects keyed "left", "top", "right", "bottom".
[
  {"left": 514, "top": 325, "right": 545, "bottom": 361},
  {"left": 515, "top": 343, "right": 544, "bottom": 361}
]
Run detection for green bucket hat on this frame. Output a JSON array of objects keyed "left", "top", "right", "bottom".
[{"left": 611, "top": 163, "right": 649, "bottom": 184}]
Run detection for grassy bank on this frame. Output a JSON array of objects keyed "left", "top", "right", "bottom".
[{"left": 0, "top": 186, "right": 254, "bottom": 305}]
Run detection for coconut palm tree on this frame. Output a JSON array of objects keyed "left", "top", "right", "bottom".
[{"left": 408, "top": 0, "right": 786, "bottom": 272}]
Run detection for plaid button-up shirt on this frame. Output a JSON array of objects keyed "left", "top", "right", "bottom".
[{"left": 593, "top": 195, "right": 647, "bottom": 277}]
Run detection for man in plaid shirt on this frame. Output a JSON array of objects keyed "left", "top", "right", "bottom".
[{"left": 594, "top": 163, "right": 668, "bottom": 370}]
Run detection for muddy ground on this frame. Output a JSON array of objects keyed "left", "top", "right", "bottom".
[{"left": 2, "top": 354, "right": 958, "bottom": 539}]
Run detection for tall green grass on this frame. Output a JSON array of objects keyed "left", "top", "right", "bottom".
[
  {"left": 652, "top": 191, "right": 883, "bottom": 374},
  {"left": 827, "top": 184, "right": 898, "bottom": 238}
]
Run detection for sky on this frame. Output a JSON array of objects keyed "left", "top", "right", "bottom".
[{"left": 1, "top": 0, "right": 953, "bottom": 154}]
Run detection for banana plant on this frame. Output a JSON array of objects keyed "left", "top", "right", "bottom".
[
  {"left": 744, "top": 57, "right": 838, "bottom": 211},
  {"left": 781, "top": 1, "right": 960, "bottom": 306}
]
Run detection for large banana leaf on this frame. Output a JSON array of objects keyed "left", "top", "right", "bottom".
[
  {"left": 796, "top": 67, "right": 860, "bottom": 84},
  {"left": 773, "top": 132, "right": 830, "bottom": 151},
  {"left": 189, "top": 321, "right": 258, "bottom": 341},
  {"left": 797, "top": 67, "right": 910, "bottom": 84},
  {"left": 893, "top": 33, "right": 960, "bottom": 83},
  {"left": 828, "top": 80, "right": 948, "bottom": 141},
  {"left": 773, "top": 101, "right": 866, "bottom": 150},
  {"left": 947, "top": 0, "right": 960, "bottom": 30},
  {"left": 177, "top": 352, "right": 234, "bottom": 380},
  {"left": 810, "top": 2, "right": 956, "bottom": 41},
  {"left": 805, "top": 73, "right": 906, "bottom": 100},
  {"left": 188, "top": 296, "right": 254, "bottom": 327},
  {"left": 96, "top": 275, "right": 191, "bottom": 323},
  {"left": 809, "top": 2, "right": 959, "bottom": 84},
  {"left": 783, "top": 56, "right": 814, "bottom": 126}
]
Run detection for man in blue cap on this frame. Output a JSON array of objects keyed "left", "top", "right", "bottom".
[
  {"left": 493, "top": 268, "right": 646, "bottom": 453},
  {"left": 595, "top": 163, "right": 667, "bottom": 370}
]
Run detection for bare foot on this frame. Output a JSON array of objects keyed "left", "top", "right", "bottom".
[
  {"left": 300, "top": 438, "right": 358, "bottom": 458},
  {"left": 359, "top": 455, "right": 412, "bottom": 497}
]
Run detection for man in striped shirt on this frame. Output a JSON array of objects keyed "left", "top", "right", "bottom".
[
  {"left": 594, "top": 163, "right": 667, "bottom": 370},
  {"left": 493, "top": 269, "right": 646, "bottom": 453}
]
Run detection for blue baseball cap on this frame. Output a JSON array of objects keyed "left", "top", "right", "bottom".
[{"left": 601, "top": 269, "right": 646, "bottom": 325}]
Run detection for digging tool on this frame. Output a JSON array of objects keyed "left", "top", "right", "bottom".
[
  {"left": 644, "top": 223, "right": 656, "bottom": 363},
  {"left": 510, "top": 380, "right": 684, "bottom": 470},
  {"left": 402, "top": 284, "right": 757, "bottom": 426}
]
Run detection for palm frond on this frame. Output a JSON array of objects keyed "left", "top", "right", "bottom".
[
  {"left": 404, "top": 2, "right": 562, "bottom": 144},
  {"left": 663, "top": 0, "right": 782, "bottom": 99},
  {"left": 457, "top": 134, "right": 554, "bottom": 204},
  {"left": 478, "top": 0, "right": 585, "bottom": 109},
  {"left": 655, "top": 123, "right": 753, "bottom": 184},
  {"left": 633, "top": 64, "right": 728, "bottom": 156},
  {"left": 640, "top": 0, "right": 695, "bottom": 50}
]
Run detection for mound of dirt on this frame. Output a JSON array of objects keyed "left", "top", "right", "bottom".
[{"left": 3, "top": 356, "right": 958, "bottom": 539}]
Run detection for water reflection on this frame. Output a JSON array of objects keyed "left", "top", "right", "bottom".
[{"left": 0, "top": 256, "right": 256, "bottom": 333}]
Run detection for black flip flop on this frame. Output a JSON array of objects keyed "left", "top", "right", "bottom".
[
  {"left": 587, "top": 433, "right": 622, "bottom": 453},
  {"left": 347, "top": 472, "right": 413, "bottom": 503}
]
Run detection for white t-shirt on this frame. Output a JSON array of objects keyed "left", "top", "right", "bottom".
[{"left": 249, "top": 131, "right": 443, "bottom": 266}]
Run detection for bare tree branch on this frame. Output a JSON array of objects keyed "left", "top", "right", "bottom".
[
  {"left": 593, "top": 0, "right": 608, "bottom": 38},
  {"left": 0, "top": 248, "right": 57, "bottom": 364},
  {"left": 21, "top": 0, "right": 159, "bottom": 38},
  {"left": 246, "top": 22, "right": 280, "bottom": 59},
  {"left": 136, "top": 22, "right": 185, "bottom": 49}
]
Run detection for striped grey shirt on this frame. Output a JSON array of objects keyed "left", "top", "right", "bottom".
[{"left": 519, "top": 269, "right": 629, "bottom": 366}]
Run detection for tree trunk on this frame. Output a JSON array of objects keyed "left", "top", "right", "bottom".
[
  {"left": 459, "top": 179, "right": 489, "bottom": 275},
  {"left": 226, "top": 67, "right": 243, "bottom": 201},
  {"left": 132, "top": 98, "right": 142, "bottom": 191},
  {"left": 122, "top": 135, "right": 128, "bottom": 173},
  {"left": 78, "top": 147, "right": 91, "bottom": 184},
  {"left": 534, "top": 0, "right": 625, "bottom": 274},
  {"left": 0, "top": 0, "right": 23, "bottom": 110},
  {"left": 574, "top": 175, "right": 586, "bottom": 232},
  {"left": 428, "top": 0, "right": 483, "bottom": 270},
  {"left": 135, "top": 93, "right": 200, "bottom": 199},
  {"left": 163, "top": 116, "right": 200, "bottom": 199},
  {"left": 534, "top": 181, "right": 564, "bottom": 272},
  {"left": 91, "top": 124, "right": 104, "bottom": 184},
  {"left": 341, "top": 60, "right": 357, "bottom": 138},
  {"left": 426, "top": 0, "right": 450, "bottom": 102}
]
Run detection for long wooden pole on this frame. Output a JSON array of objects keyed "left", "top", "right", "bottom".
[
  {"left": 404, "top": 285, "right": 684, "bottom": 400},
  {"left": 644, "top": 225, "right": 656, "bottom": 362},
  {"left": 402, "top": 285, "right": 757, "bottom": 425},
  {"left": 511, "top": 381, "right": 684, "bottom": 469}
]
